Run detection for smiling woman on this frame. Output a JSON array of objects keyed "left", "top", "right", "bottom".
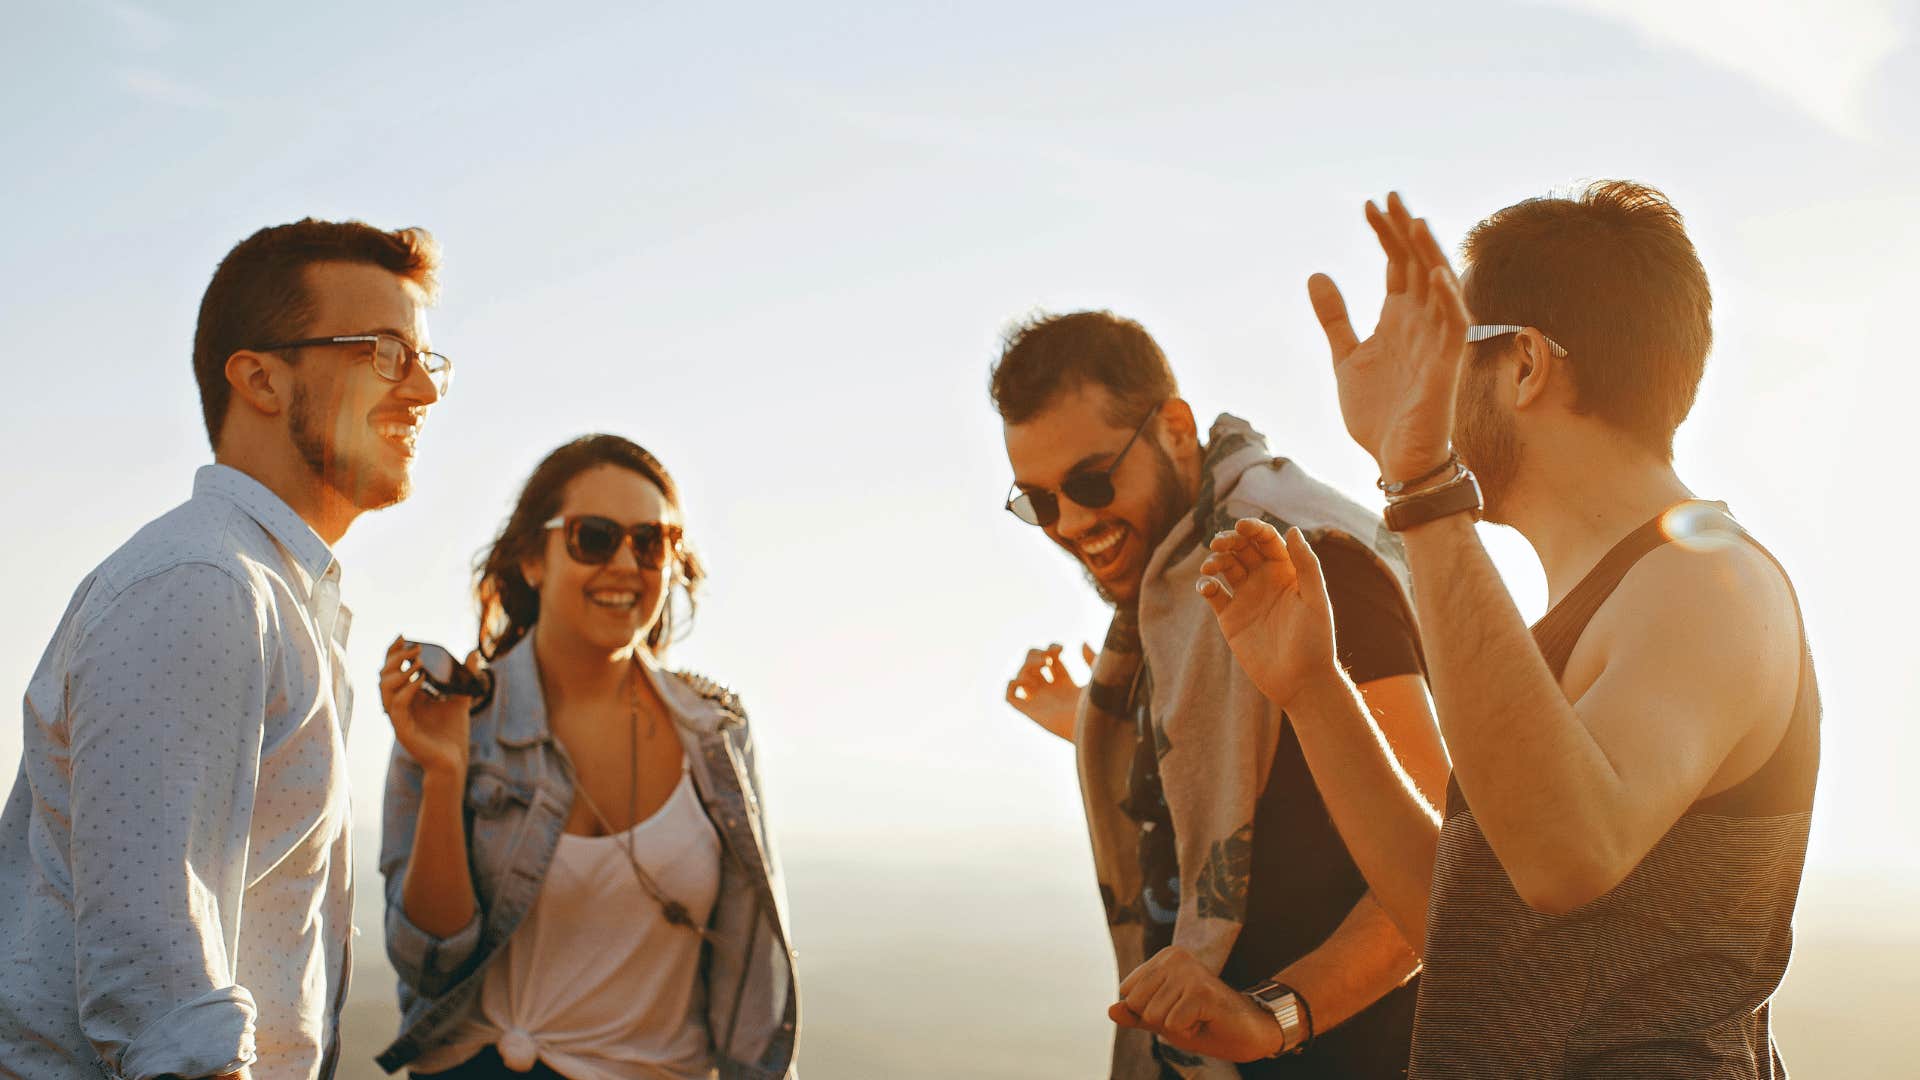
[{"left": 373, "top": 434, "right": 798, "bottom": 1079}]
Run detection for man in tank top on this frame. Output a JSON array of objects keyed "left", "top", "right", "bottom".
[{"left": 1123, "top": 182, "right": 1818, "bottom": 1078}]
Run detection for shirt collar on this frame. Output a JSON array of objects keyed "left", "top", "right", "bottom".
[
  {"left": 194, "top": 464, "right": 339, "bottom": 587},
  {"left": 490, "top": 634, "right": 732, "bottom": 749}
]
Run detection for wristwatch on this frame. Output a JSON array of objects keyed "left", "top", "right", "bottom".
[
  {"left": 1244, "top": 980, "right": 1311, "bottom": 1057},
  {"left": 1383, "top": 468, "right": 1483, "bottom": 533}
]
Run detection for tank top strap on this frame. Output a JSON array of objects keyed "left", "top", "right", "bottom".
[
  {"left": 1447, "top": 501, "right": 1733, "bottom": 819},
  {"left": 1528, "top": 503, "right": 1719, "bottom": 679},
  {"left": 1523, "top": 499, "right": 1818, "bottom": 818}
]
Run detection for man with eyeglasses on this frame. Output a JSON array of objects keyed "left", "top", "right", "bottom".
[
  {"left": 0, "top": 219, "right": 450, "bottom": 1079},
  {"left": 993, "top": 311, "right": 1446, "bottom": 1078}
]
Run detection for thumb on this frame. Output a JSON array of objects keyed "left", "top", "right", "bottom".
[
  {"left": 1081, "top": 642, "right": 1097, "bottom": 667},
  {"left": 1308, "top": 273, "right": 1360, "bottom": 362}
]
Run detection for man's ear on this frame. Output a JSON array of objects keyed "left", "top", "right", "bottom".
[
  {"left": 1511, "top": 331, "right": 1559, "bottom": 412},
  {"left": 1160, "top": 397, "right": 1199, "bottom": 442},
  {"left": 224, "top": 349, "right": 290, "bottom": 418}
]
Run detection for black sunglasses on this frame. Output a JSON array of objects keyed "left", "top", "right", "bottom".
[
  {"left": 1005, "top": 405, "right": 1160, "bottom": 527},
  {"left": 543, "top": 515, "right": 683, "bottom": 568}
]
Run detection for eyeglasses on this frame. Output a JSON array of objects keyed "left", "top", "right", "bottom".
[
  {"left": 249, "top": 333, "right": 454, "bottom": 396},
  {"left": 1466, "top": 324, "right": 1569, "bottom": 358},
  {"left": 543, "top": 515, "right": 684, "bottom": 568},
  {"left": 1005, "top": 405, "right": 1160, "bottom": 528}
]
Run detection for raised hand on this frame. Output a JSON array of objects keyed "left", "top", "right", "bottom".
[
  {"left": 1309, "top": 192, "right": 1471, "bottom": 483},
  {"left": 1004, "top": 642, "right": 1096, "bottom": 742},
  {"left": 1197, "top": 522, "right": 1338, "bottom": 711},
  {"left": 380, "top": 635, "right": 480, "bottom": 777},
  {"left": 1109, "top": 945, "right": 1287, "bottom": 1062}
]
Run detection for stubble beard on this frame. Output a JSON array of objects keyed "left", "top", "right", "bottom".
[
  {"left": 288, "top": 379, "right": 408, "bottom": 514},
  {"left": 1454, "top": 364, "right": 1520, "bottom": 525},
  {"left": 1081, "top": 443, "right": 1192, "bottom": 608}
]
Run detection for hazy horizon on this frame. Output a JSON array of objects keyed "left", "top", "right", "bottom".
[{"left": 333, "top": 828, "right": 1920, "bottom": 1076}]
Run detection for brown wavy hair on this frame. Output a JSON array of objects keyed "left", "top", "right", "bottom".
[
  {"left": 989, "top": 310, "right": 1178, "bottom": 427},
  {"left": 474, "top": 435, "right": 707, "bottom": 661}
]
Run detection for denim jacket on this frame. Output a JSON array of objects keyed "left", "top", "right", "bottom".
[{"left": 375, "top": 639, "right": 799, "bottom": 1077}]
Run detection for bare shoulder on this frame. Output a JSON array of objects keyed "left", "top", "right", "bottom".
[
  {"left": 1576, "top": 529, "right": 1802, "bottom": 777},
  {"left": 1612, "top": 531, "right": 1800, "bottom": 650}
]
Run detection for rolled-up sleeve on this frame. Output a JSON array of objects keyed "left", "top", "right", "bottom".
[
  {"left": 380, "top": 741, "right": 482, "bottom": 996},
  {"left": 66, "top": 564, "right": 266, "bottom": 1079}
]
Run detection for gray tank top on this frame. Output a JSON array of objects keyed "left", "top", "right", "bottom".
[{"left": 1410, "top": 503, "right": 1820, "bottom": 1078}]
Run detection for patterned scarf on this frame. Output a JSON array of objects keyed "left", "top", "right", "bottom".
[{"left": 1075, "top": 415, "right": 1411, "bottom": 1079}]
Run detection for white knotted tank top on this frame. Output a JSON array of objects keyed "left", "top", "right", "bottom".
[{"left": 412, "top": 767, "right": 722, "bottom": 1079}]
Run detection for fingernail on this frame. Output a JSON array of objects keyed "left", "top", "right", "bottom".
[{"left": 1198, "top": 575, "right": 1233, "bottom": 600}]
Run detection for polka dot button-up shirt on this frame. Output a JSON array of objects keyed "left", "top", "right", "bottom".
[{"left": 0, "top": 465, "right": 356, "bottom": 1080}]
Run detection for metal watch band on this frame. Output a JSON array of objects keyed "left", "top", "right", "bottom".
[
  {"left": 1384, "top": 468, "right": 1483, "bottom": 532},
  {"left": 1244, "top": 979, "right": 1309, "bottom": 1057}
]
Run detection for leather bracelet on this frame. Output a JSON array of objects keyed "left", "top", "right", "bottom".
[
  {"left": 1384, "top": 468, "right": 1483, "bottom": 532},
  {"left": 1378, "top": 452, "right": 1459, "bottom": 496}
]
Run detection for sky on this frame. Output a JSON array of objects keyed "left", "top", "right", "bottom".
[{"left": 3, "top": 0, "right": 1918, "bottom": 1070}]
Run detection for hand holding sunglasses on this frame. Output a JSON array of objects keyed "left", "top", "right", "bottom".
[
  {"left": 1005, "top": 404, "right": 1161, "bottom": 527},
  {"left": 544, "top": 515, "right": 685, "bottom": 568},
  {"left": 406, "top": 640, "right": 495, "bottom": 704}
]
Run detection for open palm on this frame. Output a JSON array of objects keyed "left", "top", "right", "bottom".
[
  {"left": 1310, "top": 192, "right": 1472, "bottom": 482},
  {"left": 1197, "top": 521, "right": 1337, "bottom": 710}
]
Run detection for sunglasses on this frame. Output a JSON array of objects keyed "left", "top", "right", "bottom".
[
  {"left": 543, "top": 515, "right": 684, "bottom": 568},
  {"left": 1005, "top": 405, "right": 1160, "bottom": 528},
  {"left": 404, "top": 640, "right": 494, "bottom": 703}
]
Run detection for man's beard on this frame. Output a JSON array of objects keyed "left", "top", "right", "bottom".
[
  {"left": 1454, "top": 362, "right": 1520, "bottom": 523},
  {"left": 288, "top": 380, "right": 407, "bottom": 512},
  {"left": 1083, "top": 441, "right": 1191, "bottom": 607}
]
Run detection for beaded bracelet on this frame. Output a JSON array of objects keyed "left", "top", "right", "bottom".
[{"left": 1378, "top": 451, "right": 1460, "bottom": 496}]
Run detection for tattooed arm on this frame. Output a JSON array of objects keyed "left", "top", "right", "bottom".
[{"left": 1113, "top": 539, "right": 1439, "bottom": 1061}]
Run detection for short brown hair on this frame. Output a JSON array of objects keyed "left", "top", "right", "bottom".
[
  {"left": 192, "top": 218, "right": 441, "bottom": 448},
  {"left": 1461, "top": 180, "right": 1711, "bottom": 458},
  {"left": 989, "top": 310, "right": 1178, "bottom": 426}
]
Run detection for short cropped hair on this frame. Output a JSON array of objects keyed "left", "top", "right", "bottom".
[
  {"left": 192, "top": 218, "right": 441, "bottom": 448},
  {"left": 989, "top": 310, "right": 1178, "bottom": 427},
  {"left": 1461, "top": 180, "right": 1712, "bottom": 458}
]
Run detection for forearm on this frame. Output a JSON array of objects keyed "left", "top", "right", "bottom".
[
  {"left": 401, "top": 767, "right": 478, "bottom": 938},
  {"left": 1287, "top": 673, "right": 1439, "bottom": 949},
  {"left": 1272, "top": 891, "right": 1420, "bottom": 1036},
  {"left": 1400, "top": 515, "right": 1625, "bottom": 898}
]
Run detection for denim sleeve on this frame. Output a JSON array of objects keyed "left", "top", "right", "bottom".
[
  {"left": 730, "top": 719, "right": 793, "bottom": 923},
  {"left": 65, "top": 564, "right": 265, "bottom": 1079},
  {"left": 380, "top": 740, "right": 482, "bottom": 997}
]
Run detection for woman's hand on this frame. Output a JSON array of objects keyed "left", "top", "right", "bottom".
[
  {"left": 1197, "top": 522, "right": 1340, "bottom": 711},
  {"left": 1004, "top": 642, "right": 1096, "bottom": 742},
  {"left": 380, "top": 636, "right": 480, "bottom": 778}
]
